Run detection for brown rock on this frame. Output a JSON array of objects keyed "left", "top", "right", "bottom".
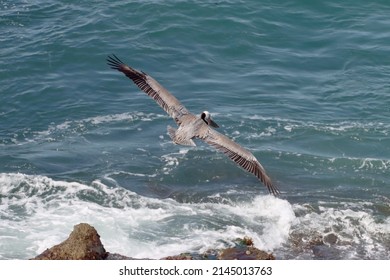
[
  {"left": 323, "top": 233, "right": 338, "bottom": 245},
  {"left": 161, "top": 253, "right": 193, "bottom": 260},
  {"left": 242, "top": 236, "right": 254, "bottom": 246},
  {"left": 218, "top": 246, "right": 275, "bottom": 260},
  {"left": 32, "top": 223, "right": 107, "bottom": 260}
]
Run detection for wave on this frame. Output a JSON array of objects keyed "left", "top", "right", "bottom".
[
  {"left": 1, "top": 172, "right": 389, "bottom": 259},
  {"left": 1, "top": 112, "right": 167, "bottom": 146},
  {"left": 286, "top": 202, "right": 390, "bottom": 259},
  {"left": 0, "top": 172, "right": 294, "bottom": 259},
  {"left": 245, "top": 115, "right": 390, "bottom": 136}
]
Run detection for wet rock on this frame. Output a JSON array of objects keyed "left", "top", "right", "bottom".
[
  {"left": 162, "top": 238, "right": 275, "bottom": 260},
  {"left": 323, "top": 233, "right": 338, "bottom": 245},
  {"left": 105, "top": 253, "right": 136, "bottom": 260},
  {"left": 241, "top": 236, "right": 254, "bottom": 246},
  {"left": 289, "top": 232, "right": 324, "bottom": 249},
  {"left": 32, "top": 223, "right": 107, "bottom": 260},
  {"left": 288, "top": 230, "right": 343, "bottom": 259},
  {"left": 215, "top": 237, "right": 275, "bottom": 260},
  {"left": 162, "top": 253, "right": 193, "bottom": 260},
  {"left": 218, "top": 246, "right": 275, "bottom": 260},
  {"left": 312, "top": 245, "right": 340, "bottom": 260}
]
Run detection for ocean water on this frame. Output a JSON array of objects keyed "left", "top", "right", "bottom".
[{"left": 1, "top": 0, "right": 389, "bottom": 259}]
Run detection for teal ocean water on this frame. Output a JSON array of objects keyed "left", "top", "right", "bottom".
[{"left": 1, "top": 0, "right": 389, "bottom": 259}]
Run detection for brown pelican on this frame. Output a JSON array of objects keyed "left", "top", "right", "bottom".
[{"left": 107, "top": 55, "right": 280, "bottom": 196}]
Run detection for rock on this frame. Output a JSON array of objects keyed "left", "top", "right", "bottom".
[
  {"left": 323, "top": 233, "right": 338, "bottom": 245},
  {"left": 162, "top": 253, "right": 193, "bottom": 260},
  {"left": 217, "top": 237, "right": 275, "bottom": 260},
  {"left": 312, "top": 245, "right": 340, "bottom": 259},
  {"left": 162, "top": 238, "right": 275, "bottom": 260},
  {"left": 218, "top": 246, "right": 275, "bottom": 260},
  {"left": 32, "top": 223, "right": 275, "bottom": 260},
  {"left": 241, "top": 236, "right": 254, "bottom": 246},
  {"left": 105, "top": 253, "right": 138, "bottom": 260},
  {"left": 32, "top": 223, "right": 107, "bottom": 260}
]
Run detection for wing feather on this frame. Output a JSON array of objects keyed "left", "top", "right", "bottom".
[
  {"left": 201, "top": 129, "right": 280, "bottom": 196},
  {"left": 107, "top": 54, "right": 190, "bottom": 125}
]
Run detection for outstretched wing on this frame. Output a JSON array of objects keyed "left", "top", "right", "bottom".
[
  {"left": 107, "top": 54, "right": 190, "bottom": 125},
  {"left": 201, "top": 128, "right": 280, "bottom": 196}
]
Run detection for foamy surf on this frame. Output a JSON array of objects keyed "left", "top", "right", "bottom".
[
  {"left": 0, "top": 172, "right": 294, "bottom": 259},
  {"left": 285, "top": 202, "right": 390, "bottom": 259},
  {"left": 1, "top": 173, "right": 389, "bottom": 260}
]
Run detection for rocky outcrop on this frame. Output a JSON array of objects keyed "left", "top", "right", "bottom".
[
  {"left": 32, "top": 223, "right": 107, "bottom": 260},
  {"left": 162, "top": 237, "right": 275, "bottom": 260},
  {"left": 218, "top": 246, "right": 275, "bottom": 260},
  {"left": 32, "top": 223, "right": 275, "bottom": 260}
]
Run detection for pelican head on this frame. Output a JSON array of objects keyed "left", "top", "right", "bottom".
[{"left": 201, "top": 111, "right": 219, "bottom": 128}]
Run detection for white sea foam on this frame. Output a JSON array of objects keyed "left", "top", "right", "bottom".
[
  {"left": 288, "top": 201, "right": 390, "bottom": 259},
  {"left": 1, "top": 173, "right": 388, "bottom": 259},
  {"left": 0, "top": 173, "right": 295, "bottom": 259},
  {"left": 160, "top": 149, "right": 190, "bottom": 175},
  {"left": 358, "top": 157, "right": 390, "bottom": 171}
]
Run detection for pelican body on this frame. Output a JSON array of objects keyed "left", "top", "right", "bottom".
[{"left": 107, "top": 55, "right": 280, "bottom": 196}]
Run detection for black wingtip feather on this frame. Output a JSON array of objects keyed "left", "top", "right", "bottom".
[
  {"left": 107, "top": 54, "right": 125, "bottom": 70},
  {"left": 269, "top": 184, "right": 280, "bottom": 196}
]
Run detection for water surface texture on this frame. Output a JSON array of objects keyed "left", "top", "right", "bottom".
[{"left": 1, "top": 0, "right": 389, "bottom": 259}]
